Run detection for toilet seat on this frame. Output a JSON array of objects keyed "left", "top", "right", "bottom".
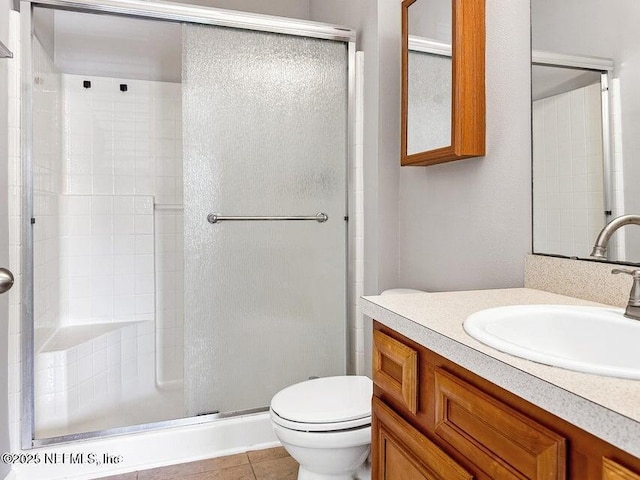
[
  {"left": 270, "top": 409, "right": 370, "bottom": 432},
  {"left": 270, "top": 376, "right": 372, "bottom": 433}
]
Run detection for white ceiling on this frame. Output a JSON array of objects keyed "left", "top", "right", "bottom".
[{"left": 532, "top": 64, "right": 601, "bottom": 101}]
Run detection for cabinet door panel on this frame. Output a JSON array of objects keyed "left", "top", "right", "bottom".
[
  {"left": 372, "top": 397, "right": 473, "bottom": 480},
  {"left": 433, "top": 368, "right": 566, "bottom": 480},
  {"left": 373, "top": 330, "right": 418, "bottom": 413},
  {"left": 603, "top": 458, "right": 640, "bottom": 480}
]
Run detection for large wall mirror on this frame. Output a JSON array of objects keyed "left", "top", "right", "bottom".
[
  {"left": 531, "top": 0, "right": 640, "bottom": 264},
  {"left": 401, "top": 0, "right": 485, "bottom": 166}
]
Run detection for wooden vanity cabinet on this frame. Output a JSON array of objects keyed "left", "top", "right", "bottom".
[
  {"left": 372, "top": 396, "right": 473, "bottom": 480},
  {"left": 602, "top": 458, "right": 640, "bottom": 480},
  {"left": 372, "top": 322, "right": 640, "bottom": 480}
]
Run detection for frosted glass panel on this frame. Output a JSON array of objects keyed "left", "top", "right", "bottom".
[
  {"left": 407, "top": 51, "right": 451, "bottom": 154},
  {"left": 182, "top": 25, "right": 348, "bottom": 416}
]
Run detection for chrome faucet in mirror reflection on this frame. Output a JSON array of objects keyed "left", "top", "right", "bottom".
[
  {"left": 591, "top": 214, "right": 640, "bottom": 321},
  {"left": 590, "top": 215, "right": 640, "bottom": 259}
]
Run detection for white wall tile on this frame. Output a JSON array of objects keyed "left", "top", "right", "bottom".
[
  {"left": 135, "top": 235, "right": 154, "bottom": 255},
  {"left": 114, "top": 275, "right": 135, "bottom": 297},
  {"left": 533, "top": 83, "right": 605, "bottom": 259},
  {"left": 114, "top": 296, "right": 136, "bottom": 317},
  {"left": 135, "top": 294, "right": 154, "bottom": 315},
  {"left": 135, "top": 196, "right": 153, "bottom": 214},
  {"left": 91, "top": 215, "right": 113, "bottom": 235},
  {"left": 114, "top": 255, "right": 135, "bottom": 276},
  {"left": 113, "top": 235, "right": 135, "bottom": 256},
  {"left": 113, "top": 215, "right": 135, "bottom": 235},
  {"left": 69, "top": 215, "right": 91, "bottom": 236},
  {"left": 134, "top": 215, "right": 154, "bottom": 235},
  {"left": 114, "top": 176, "right": 136, "bottom": 195},
  {"left": 26, "top": 60, "right": 188, "bottom": 433},
  {"left": 78, "top": 358, "right": 94, "bottom": 383},
  {"left": 91, "top": 276, "right": 114, "bottom": 297},
  {"left": 78, "top": 379, "right": 94, "bottom": 405}
]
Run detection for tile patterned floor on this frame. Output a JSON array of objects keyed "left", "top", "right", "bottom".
[{"left": 99, "top": 447, "right": 298, "bottom": 480}]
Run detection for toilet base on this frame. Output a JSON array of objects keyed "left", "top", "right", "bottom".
[
  {"left": 296, "top": 456, "right": 371, "bottom": 480},
  {"left": 271, "top": 421, "right": 371, "bottom": 480},
  {"left": 298, "top": 466, "right": 353, "bottom": 480},
  {"left": 356, "top": 458, "right": 371, "bottom": 480}
]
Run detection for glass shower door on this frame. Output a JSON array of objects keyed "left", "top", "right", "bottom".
[{"left": 182, "top": 24, "right": 348, "bottom": 416}]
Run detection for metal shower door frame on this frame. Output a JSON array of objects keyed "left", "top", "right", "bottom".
[{"left": 19, "top": 0, "right": 356, "bottom": 448}]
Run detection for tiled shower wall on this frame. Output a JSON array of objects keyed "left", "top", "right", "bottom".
[
  {"left": 61, "top": 74, "right": 182, "bottom": 201},
  {"left": 532, "top": 82, "right": 606, "bottom": 258},
  {"left": 34, "top": 320, "right": 155, "bottom": 436},
  {"left": 29, "top": 56, "right": 185, "bottom": 431},
  {"left": 32, "top": 37, "right": 62, "bottom": 351},
  {"left": 59, "top": 194, "right": 156, "bottom": 326},
  {"left": 59, "top": 73, "right": 184, "bottom": 386},
  {"left": 154, "top": 207, "right": 184, "bottom": 385},
  {"left": 349, "top": 52, "right": 365, "bottom": 375}
]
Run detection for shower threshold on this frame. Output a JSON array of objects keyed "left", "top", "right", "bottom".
[
  {"left": 17, "top": 410, "right": 278, "bottom": 479},
  {"left": 32, "top": 406, "right": 270, "bottom": 448}
]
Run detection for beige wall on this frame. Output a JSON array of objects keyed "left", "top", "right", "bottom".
[
  {"left": 397, "top": 0, "right": 532, "bottom": 292},
  {"left": 313, "top": 0, "right": 532, "bottom": 295},
  {"left": 310, "top": 0, "right": 402, "bottom": 298}
]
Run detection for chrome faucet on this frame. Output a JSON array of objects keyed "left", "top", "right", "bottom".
[
  {"left": 612, "top": 268, "right": 640, "bottom": 320},
  {"left": 590, "top": 214, "right": 640, "bottom": 259}
]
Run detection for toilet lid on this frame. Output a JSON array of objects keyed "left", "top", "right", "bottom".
[{"left": 270, "top": 376, "right": 372, "bottom": 425}]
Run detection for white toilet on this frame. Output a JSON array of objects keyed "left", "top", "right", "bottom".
[
  {"left": 270, "top": 289, "right": 424, "bottom": 480},
  {"left": 270, "top": 376, "right": 373, "bottom": 480},
  {"left": 380, "top": 288, "right": 425, "bottom": 295}
]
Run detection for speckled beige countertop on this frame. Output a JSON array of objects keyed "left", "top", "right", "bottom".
[{"left": 361, "top": 288, "right": 640, "bottom": 458}]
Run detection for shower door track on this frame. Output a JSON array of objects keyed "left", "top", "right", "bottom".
[
  {"left": 20, "top": 0, "right": 356, "bottom": 449},
  {"left": 22, "top": 0, "right": 356, "bottom": 42},
  {"left": 31, "top": 407, "right": 270, "bottom": 448}
]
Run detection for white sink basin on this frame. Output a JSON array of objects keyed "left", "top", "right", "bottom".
[{"left": 463, "top": 305, "right": 640, "bottom": 379}]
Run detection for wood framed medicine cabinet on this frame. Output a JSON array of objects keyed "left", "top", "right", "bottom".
[{"left": 401, "top": 0, "right": 486, "bottom": 166}]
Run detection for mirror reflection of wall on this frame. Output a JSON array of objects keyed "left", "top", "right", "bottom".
[
  {"left": 408, "top": 0, "right": 451, "bottom": 43},
  {"left": 532, "top": 65, "right": 607, "bottom": 259},
  {"left": 406, "top": 0, "right": 452, "bottom": 155},
  {"left": 408, "top": 46, "right": 451, "bottom": 154},
  {"left": 531, "top": 0, "right": 640, "bottom": 264}
]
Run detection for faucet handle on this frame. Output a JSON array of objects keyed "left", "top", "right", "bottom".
[
  {"left": 612, "top": 268, "right": 640, "bottom": 279},
  {"left": 613, "top": 269, "right": 640, "bottom": 314}
]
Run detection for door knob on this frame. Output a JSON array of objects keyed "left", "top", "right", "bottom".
[{"left": 0, "top": 268, "right": 14, "bottom": 294}]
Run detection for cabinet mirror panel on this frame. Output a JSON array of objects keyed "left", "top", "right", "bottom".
[
  {"left": 401, "top": 0, "right": 485, "bottom": 166},
  {"left": 406, "top": 0, "right": 452, "bottom": 155},
  {"left": 532, "top": 0, "right": 640, "bottom": 264}
]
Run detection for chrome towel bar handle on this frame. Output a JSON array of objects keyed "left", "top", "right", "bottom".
[{"left": 207, "top": 212, "right": 328, "bottom": 224}]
